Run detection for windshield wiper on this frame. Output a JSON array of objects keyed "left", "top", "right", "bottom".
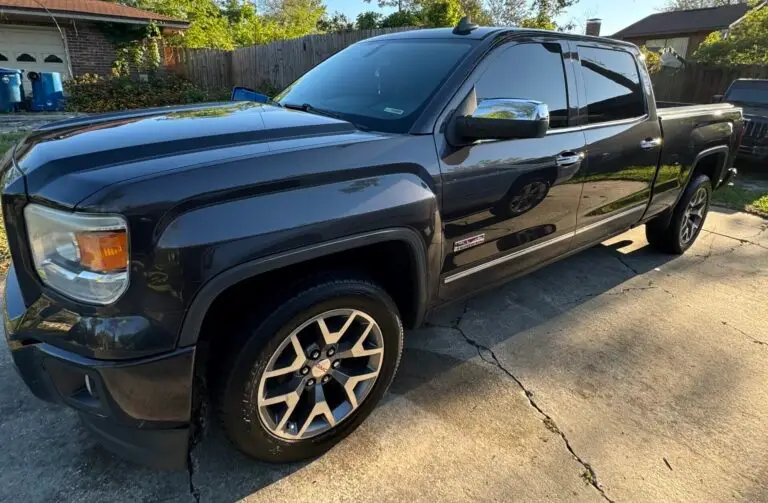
[{"left": 281, "top": 102, "right": 344, "bottom": 120}]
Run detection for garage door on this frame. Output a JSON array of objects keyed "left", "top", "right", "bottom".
[{"left": 0, "top": 26, "right": 71, "bottom": 93}]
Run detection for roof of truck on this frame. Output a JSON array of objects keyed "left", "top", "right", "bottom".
[{"left": 367, "top": 26, "right": 638, "bottom": 49}]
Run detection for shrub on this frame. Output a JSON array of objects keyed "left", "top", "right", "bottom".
[
  {"left": 64, "top": 73, "right": 230, "bottom": 113},
  {"left": 640, "top": 46, "right": 662, "bottom": 74}
]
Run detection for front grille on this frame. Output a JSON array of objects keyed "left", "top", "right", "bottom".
[{"left": 744, "top": 118, "right": 767, "bottom": 139}]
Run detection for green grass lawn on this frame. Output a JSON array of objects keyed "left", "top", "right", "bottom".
[
  {"left": 712, "top": 184, "right": 768, "bottom": 217},
  {"left": 0, "top": 132, "right": 26, "bottom": 156}
]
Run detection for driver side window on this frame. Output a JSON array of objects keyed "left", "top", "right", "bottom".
[{"left": 475, "top": 43, "right": 569, "bottom": 129}]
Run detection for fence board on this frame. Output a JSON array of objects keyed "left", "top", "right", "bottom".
[
  {"left": 167, "top": 28, "right": 414, "bottom": 93},
  {"left": 652, "top": 63, "right": 768, "bottom": 104}
]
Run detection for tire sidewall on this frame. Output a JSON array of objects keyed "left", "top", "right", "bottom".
[
  {"left": 671, "top": 174, "right": 712, "bottom": 253},
  {"left": 220, "top": 280, "right": 403, "bottom": 462}
]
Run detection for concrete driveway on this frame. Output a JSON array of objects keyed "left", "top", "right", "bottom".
[{"left": 1, "top": 208, "right": 766, "bottom": 503}]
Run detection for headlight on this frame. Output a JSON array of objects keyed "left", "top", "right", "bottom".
[{"left": 24, "top": 204, "right": 129, "bottom": 304}]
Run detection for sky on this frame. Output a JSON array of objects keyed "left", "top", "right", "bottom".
[{"left": 324, "top": 0, "right": 668, "bottom": 37}]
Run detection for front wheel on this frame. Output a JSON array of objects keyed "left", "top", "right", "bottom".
[
  {"left": 216, "top": 277, "right": 403, "bottom": 463},
  {"left": 646, "top": 174, "right": 712, "bottom": 254}
]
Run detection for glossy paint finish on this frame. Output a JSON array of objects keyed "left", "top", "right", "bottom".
[
  {"left": 566, "top": 42, "right": 662, "bottom": 249},
  {"left": 1, "top": 30, "right": 743, "bottom": 361},
  {"left": 2, "top": 101, "right": 443, "bottom": 359},
  {"left": 0, "top": 26, "right": 745, "bottom": 469},
  {"left": 434, "top": 37, "right": 584, "bottom": 301}
]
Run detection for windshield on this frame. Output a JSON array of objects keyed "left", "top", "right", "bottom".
[
  {"left": 725, "top": 82, "right": 768, "bottom": 105},
  {"left": 275, "top": 39, "right": 474, "bottom": 133}
]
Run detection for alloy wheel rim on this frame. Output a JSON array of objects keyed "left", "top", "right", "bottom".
[
  {"left": 680, "top": 186, "right": 708, "bottom": 245},
  {"left": 256, "top": 309, "right": 384, "bottom": 440}
]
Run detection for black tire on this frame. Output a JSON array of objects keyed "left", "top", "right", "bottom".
[
  {"left": 216, "top": 277, "right": 403, "bottom": 463},
  {"left": 646, "top": 174, "right": 712, "bottom": 254}
]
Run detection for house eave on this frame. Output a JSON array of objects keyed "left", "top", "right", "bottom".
[{"left": 0, "top": 7, "right": 189, "bottom": 29}]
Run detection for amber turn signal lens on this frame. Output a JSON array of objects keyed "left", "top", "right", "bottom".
[{"left": 76, "top": 231, "right": 128, "bottom": 272}]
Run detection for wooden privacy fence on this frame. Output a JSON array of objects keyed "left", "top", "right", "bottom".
[
  {"left": 652, "top": 63, "right": 768, "bottom": 104},
  {"left": 166, "top": 27, "right": 415, "bottom": 93}
]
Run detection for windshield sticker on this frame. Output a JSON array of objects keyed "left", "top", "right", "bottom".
[{"left": 384, "top": 107, "right": 404, "bottom": 115}]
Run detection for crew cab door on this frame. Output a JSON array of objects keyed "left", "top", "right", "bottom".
[
  {"left": 435, "top": 39, "right": 585, "bottom": 301},
  {"left": 568, "top": 42, "right": 663, "bottom": 248}
]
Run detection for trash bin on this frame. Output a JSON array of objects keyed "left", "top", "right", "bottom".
[
  {"left": 28, "top": 71, "right": 64, "bottom": 111},
  {"left": 0, "top": 68, "right": 24, "bottom": 113}
]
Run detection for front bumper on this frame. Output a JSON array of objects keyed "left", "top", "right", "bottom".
[{"left": 4, "top": 266, "right": 195, "bottom": 469}]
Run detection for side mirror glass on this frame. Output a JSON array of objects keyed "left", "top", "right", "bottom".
[
  {"left": 712, "top": 94, "right": 724, "bottom": 103},
  {"left": 231, "top": 86, "right": 269, "bottom": 103},
  {"left": 455, "top": 99, "right": 550, "bottom": 141}
]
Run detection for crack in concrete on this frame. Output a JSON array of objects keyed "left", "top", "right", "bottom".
[
  {"left": 721, "top": 320, "right": 767, "bottom": 347},
  {"left": 702, "top": 229, "right": 768, "bottom": 251},
  {"left": 187, "top": 451, "right": 201, "bottom": 503},
  {"left": 437, "top": 304, "right": 616, "bottom": 503}
]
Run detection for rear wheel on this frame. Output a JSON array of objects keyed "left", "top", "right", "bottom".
[
  {"left": 646, "top": 174, "right": 712, "bottom": 254},
  {"left": 216, "top": 277, "right": 403, "bottom": 462}
]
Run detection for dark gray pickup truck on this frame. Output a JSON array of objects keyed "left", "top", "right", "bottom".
[
  {"left": 717, "top": 78, "right": 768, "bottom": 162},
  {"left": 1, "top": 21, "right": 743, "bottom": 469}
]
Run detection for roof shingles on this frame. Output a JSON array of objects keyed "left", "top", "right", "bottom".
[
  {"left": 0, "top": 0, "right": 187, "bottom": 24},
  {"left": 612, "top": 3, "right": 751, "bottom": 38}
]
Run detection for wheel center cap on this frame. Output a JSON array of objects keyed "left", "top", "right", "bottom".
[{"left": 312, "top": 358, "right": 332, "bottom": 378}]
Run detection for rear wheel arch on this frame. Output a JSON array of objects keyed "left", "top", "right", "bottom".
[
  {"left": 686, "top": 145, "right": 729, "bottom": 190},
  {"left": 177, "top": 228, "right": 429, "bottom": 349},
  {"left": 654, "top": 145, "right": 729, "bottom": 229}
]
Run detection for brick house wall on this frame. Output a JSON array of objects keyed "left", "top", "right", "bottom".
[{"left": 65, "top": 21, "right": 117, "bottom": 76}]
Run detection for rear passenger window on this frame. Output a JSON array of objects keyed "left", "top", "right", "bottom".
[
  {"left": 475, "top": 43, "right": 569, "bottom": 129},
  {"left": 579, "top": 47, "right": 645, "bottom": 123}
]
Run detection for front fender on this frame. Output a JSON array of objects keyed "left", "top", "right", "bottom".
[{"left": 155, "top": 173, "right": 441, "bottom": 346}]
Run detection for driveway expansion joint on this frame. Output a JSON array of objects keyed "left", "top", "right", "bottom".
[
  {"left": 426, "top": 304, "right": 617, "bottom": 503},
  {"left": 612, "top": 254, "right": 640, "bottom": 276}
]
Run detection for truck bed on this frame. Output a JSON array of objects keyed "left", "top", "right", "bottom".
[{"left": 656, "top": 102, "right": 741, "bottom": 118}]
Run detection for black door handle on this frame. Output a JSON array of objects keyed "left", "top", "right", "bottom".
[{"left": 556, "top": 151, "right": 585, "bottom": 167}]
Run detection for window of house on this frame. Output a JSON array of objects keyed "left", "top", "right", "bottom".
[
  {"left": 645, "top": 37, "right": 689, "bottom": 57},
  {"left": 579, "top": 46, "right": 645, "bottom": 124},
  {"left": 44, "top": 54, "right": 64, "bottom": 63},
  {"left": 16, "top": 53, "right": 36, "bottom": 62},
  {"left": 474, "top": 43, "right": 569, "bottom": 129}
]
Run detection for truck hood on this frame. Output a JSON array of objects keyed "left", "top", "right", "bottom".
[
  {"left": 13, "top": 102, "right": 362, "bottom": 207},
  {"left": 730, "top": 103, "right": 767, "bottom": 118}
]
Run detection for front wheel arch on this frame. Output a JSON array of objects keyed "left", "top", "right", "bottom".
[{"left": 177, "top": 228, "right": 429, "bottom": 348}]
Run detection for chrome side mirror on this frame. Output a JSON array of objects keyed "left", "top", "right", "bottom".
[{"left": 455, "top": 98, "right": 550, "bottom": 141}]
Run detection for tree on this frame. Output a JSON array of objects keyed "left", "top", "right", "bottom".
[
  {"left": 663, "top": 0, "right": 746, "bottom": 11},
  {"left": 485, "top": 0, "right": 527, "bottom": 25},
  {"left": 380, "top": 9, "right": 421, "bottom": 26},
  {"left": 519, "top": 0, "right": 576, "bottom": 30},
  {"left": 692, "top": 5, "right": 768, "bottom": 64},
  {"left": 356, "top": 10, "right": 384, "bottom": 28},
  {"left": 264, "top": 0, "right": 326, "bottom": 39},
  {"left": 364, "top": 0, "right": 417, "bottom": 12},
  {"left": 137, "top": 0, "right": 237, "bottom": 49},
  {"left": 477, "top": 0, "right": 576, "bottom": 28},
  {"left": 318, "top": 11, "right": 354, "bottom": 32}
]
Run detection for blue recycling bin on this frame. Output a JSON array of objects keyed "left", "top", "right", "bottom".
[
  {"left": 0, "top": 68, "right": 24, "bottom": 113},
  {"left": 28, "top": 71, "right": 64, "bottom": 111}
]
